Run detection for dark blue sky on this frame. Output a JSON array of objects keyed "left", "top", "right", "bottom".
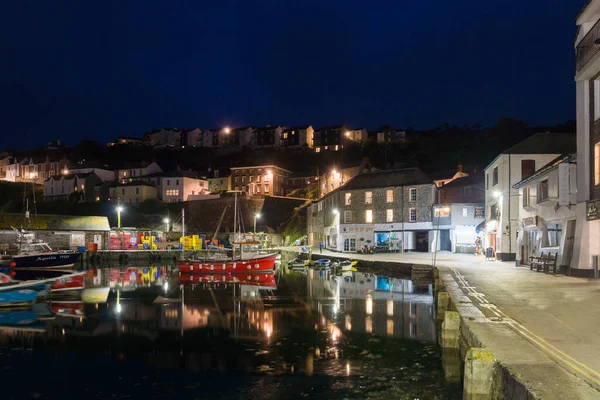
[{"left": 0, "top": 0, "right": 583, "bottom": 149}]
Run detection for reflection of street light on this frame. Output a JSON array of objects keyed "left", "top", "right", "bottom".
[
  {"left": 163, "top": 218, "right": 169, "bottom": 234},
  {"left": 254, "top": 213, "right": 261, "bottom": 233},
  {"left": 116, "top": 206, "right": 124, "bottom": 250}
]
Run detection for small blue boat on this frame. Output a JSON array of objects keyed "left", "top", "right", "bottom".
[{"left": 0, "top": 288, "right": 40, "bottom": 306}]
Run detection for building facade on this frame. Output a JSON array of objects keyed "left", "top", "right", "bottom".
[
  {"left": 43, "top": 172, "right": 104, "bottom": 202},
  {"left": 253, "top": 125, "right": 285, "bottom": 148},
  {"left": 513, "top": 154, "right": 577, "bottom": 270},
  {"left": 143, "top": 128, "right": 181, "bottom": 147},
  {"left": 205, "top": 168, "right": 232, "bottom": 193},
  {"left": 574, "top": 1, "right": 600, "bottom": 275},
  {"left": 280, "top": 125, "right": 314, "bottom": 148},
  {"left": 483, "top": 132, "right": 575, "bottom": 261},
  {"left": 118, "top": 162, "right": 162, "bottom": 183},
  {"left": 308, "top": 168, "right": 436, "bottom": 252},
  {"left": 230, "top": 165, "right": 292, "bottom": 196},
  {"left": 109, "top": 182, "right": 158, "bottom": 205},
  {"left": 20, "top": 156, "right": 71, "bottom": 184},
  {"left": 376, "top": 126, "right": 406, "bottom": 143},
  {"left": 313, "top": 125, "right": 367, "bottom": 153}
]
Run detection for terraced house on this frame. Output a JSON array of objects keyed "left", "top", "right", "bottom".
[{"left": 308, "top": 168, "right": 437, "bottom": 253}]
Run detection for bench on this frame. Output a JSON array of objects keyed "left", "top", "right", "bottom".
[{"left": 530, "top": 252, "right": 558, "bottom": 274}]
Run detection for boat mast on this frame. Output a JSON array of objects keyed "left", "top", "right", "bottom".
[
  {"left": 233, "top": 191, "right": 238, "bottom": 243},
  {"left": 181, "top": 208, "right": 185, "bottom": 259}
]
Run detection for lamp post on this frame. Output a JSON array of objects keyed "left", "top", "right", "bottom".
[
  {"left": 163, "top": 218, "right": 169, "bottom": 237},
  {"left": 254, "top": 213, "right": 261, "bottom": 234},
  {"left": 116, "top": 206, "right": 124, "bottom": 250}
]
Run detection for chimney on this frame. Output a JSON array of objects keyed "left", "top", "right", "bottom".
[{"left": 457, "top": 164, "right": 463, "bottom": 173}]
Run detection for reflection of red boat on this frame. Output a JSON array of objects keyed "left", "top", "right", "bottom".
[
  {"left": 51, "top": 272, "right": 85, "bottom": 292},
  {"left": 180, "top": 272, "right": 277, "bottom": 288},
  {"left": 179, "top": 253, "right": 277, "bottom": 274},
  {"left": 51, "top": 301, "right": 85, "bottom": 317}
]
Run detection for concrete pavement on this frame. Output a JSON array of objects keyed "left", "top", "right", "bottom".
[{"left": 282, "top": 246, "right": 600, "bottom": 396}]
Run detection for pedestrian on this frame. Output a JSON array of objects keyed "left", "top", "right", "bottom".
[
  {"left": 475, "top": 237, "right": 482, "bottom": 256},
  {"left": 319, "top": 241, "right": 323, "bottom": 254}
]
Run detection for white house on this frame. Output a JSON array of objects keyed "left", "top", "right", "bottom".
[
  {"left": 118, "top": 162, "right": 162, "bottom": 183},
  {"left": 159, "top": 172, "right": 209, "bottom": 202},
  {"left": 143, "top": 128, "right": 181, "bottom": 147},
  {"left": 483, "top": 132, "right": 575, "bottom": 261},
  {"left": 182, "top": 128, "right": 202, "bottom": 147},
  {"left": 44, "top": 172, "right": 104, "bottom": 202},
  {"left": 512, "top": 154, "right": 577, "bottom": 271},
  {"left": 64, "top": 167, "right": 114, "bottom": 182},
  {"left": 574, "top": 0, "right": 600, "bottom": 276}
]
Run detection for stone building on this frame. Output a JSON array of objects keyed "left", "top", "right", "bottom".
[
  {"left": 308, "top": 168, "right": 436, "bottom": 252},
  {"left": 230, "top": 165, "right": 292, "bottom": 196}
]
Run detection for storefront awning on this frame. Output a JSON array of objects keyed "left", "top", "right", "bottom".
[{"left": 475, "top": 220, "right": 486, "bottom": 234}]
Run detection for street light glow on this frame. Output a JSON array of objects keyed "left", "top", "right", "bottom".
[
  {"left": 224, "top": 127, "right": 230, "bottom": 133},
  {"left": 345, "top": 131, "right": 350, "bottom": 137},
  {"left": 255, "top": 213, "right": 261, "bottom": 219},
  {"left": 163, "top": 218, "right": 169, "bottom": 223},
  {"left": 493, "top": 191, "right": 501, "bottom": 198},
  {"left": 116, "top": 206, "right": 123, "bottom": 213},
  {"left": 333, "top": 209, "right": 339, "bottom": 214}
]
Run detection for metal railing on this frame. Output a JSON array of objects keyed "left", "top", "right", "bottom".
[{"left": 576, "top": 18, "right": 600, "bottom": 72}]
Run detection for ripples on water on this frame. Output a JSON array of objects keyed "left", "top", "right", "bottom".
[{"left": 0, "top": 261, "right": 461, "bottom": 399}]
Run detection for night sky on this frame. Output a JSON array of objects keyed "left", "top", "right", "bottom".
[{"left": 0, "top": 1, "right": 584, "bottom": 149}]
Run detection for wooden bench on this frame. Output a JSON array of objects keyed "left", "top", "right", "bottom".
[{"left": 530, "top": 252, "right": 558, "bottom": 274}]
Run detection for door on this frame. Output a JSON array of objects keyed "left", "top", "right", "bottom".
[
  {"left": 416, "top": 231, "right": 429, "bottom": 252},
  {"left": 93, "top": 234, "right": 103, "bottom": 250},
  {"left": 440, "top": 230, "right": 451, "bottom": 251}
]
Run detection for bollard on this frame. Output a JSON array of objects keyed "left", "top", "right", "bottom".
[
  {"left": 441, "top": 311, "right": 460, "bottom": 348},
  {"left": 594, "top": 255, "right": 599, "bottom": 280},
  {"left": 437, "top": 291, "right": 449, "bottom": 320},
  {"left": 463, "top": 348, "right": 496, "bottom": 400}
]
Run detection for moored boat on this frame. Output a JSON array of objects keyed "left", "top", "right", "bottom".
[
  {"left": 51, "top": 272, "right": 85, "bottom": 292},
  {"left": 179, "top": 242, "right": 276, "bottom": 274}
]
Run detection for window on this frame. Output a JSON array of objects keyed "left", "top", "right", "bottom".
[
  {"left": 434, "top": 208, "right": 449, "bottom": 217},
  {"left": 166, "top": 189, "right": 180, "bottom": 196},
  {"left": 264, "top": 174, "right": 269, "bottom": 182},
  {"left": 463, "top": 208, "right": 468, "bottom": 217},
  {"left": 235, "top": 176, "right": 239, "bottom": 183},
  {"left": 595, "top": 143, "right": 600, "bottom": 186},
  {"left": 365, "top": 209, "right": 373, "bottom": 223},
  {"left": 595, "top": 80, "right": 600, "bottom": 121},
  {"left": 365, "top": 191, "right": 373, "bottom": 205},
  {"left": 167, "top": 179, "right": 170, "bottom": 186},
  {"left": 538, "top": 179, "right": 549, "bottom": 202},
  {"left": 546, "top": 223, "right": 563, "bottom": 247},
  {"left": 264, "top": 184, "right": 270, "bottom": 192},
  {"left": 463, "top": 186, "right": 471, "bottom": 198},
  {"left": 344, "top": 210, "right": 352, "bottom": 223},
  {"left": 521, "top": 160, "right": 535, "bottom": 180},
  {"left": 256, "top": 185, "right": 261, "bottom": 193},
  {"left": 386, "top": 209, "right": 394, "bottom": 222},
  {"left": 214, "top": 171, "right": 219, "bottom": 178},
  {"left": 523, "top": 187, "right": 531, "bottom": 207},
  {"left": 492, "top": 166, "right": 498, "bottom": 186},
  {"left": 242, "top": 176, "right": 246, "bottom": 183},
  {"left": 121, "top": 189, "right": 125, "bottom": 195},
  {"left": 409, "top": 207, "right": 417, "bottom": 222},
  {"left": 335, "top": 145, "right": 339, "bottom": 151},
  {"left": 135, "top": 188, "right": 140, "bottom": 195},
  {"left": 315, "top": 147, "right": 321, "bottom": 153},
  {"left": 317, "top": 202, "right": 323, "bottom": 211},
  {"left": 409, "top": 188, "right": 417, "bottom": 202},
  {"left": 386, "top": 189, "right": 394, "bottom": 203},
  {"left": 81, "top": 184, "right": 84, "bottom": 190},
  {"left": 250, "top": 176, "right": 254, "bottom": 182},
  {"left": 176, "top": 179, "right": 179, "bottom": 185},
  {"left": 345, "top": 193, "right": 352, "bottom": 205},
  {"left": 257, "top": 175, "right": 261, "bottom": 182}
]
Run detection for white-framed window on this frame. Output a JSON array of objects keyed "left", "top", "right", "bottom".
[
  {"left": 595, "top": 80, "right": 600, "bottom": 121},
  {"left": 241, "top": 176, "right": 246, "bottom": 183},
  {"left": 386, "top": 189, "right": 394, "bottom": 203},
  {"left": 463, "top": 186, "right": 471, "bottom": 198},
  {"left": 166, "top": 189, "right": 180, "bottom": 196},
  {"left": 344, "top": 210, "right": 352, "bottom": 223},
  {"left": 408, "top": 188, "right": 417, "bottom": 202},
  {"left": 345, "top": 193, "right": 352, "bottom": 205},
  {"left": 234, "top": 176, "right": 239, "bottom": 183},
  {"left": 386, "top": 209, "right": 394, "bottom": 222},
  {"left": 595, "top": 143, "right": 600, "bottom": 186},
  {"left": 317, "top": 202, "right": 323, "bottom": 211},
  {"left": 315, "top": 147, "right": 321, "bottom": 153},
  {"left": 462, "top": 208, "right": 468, "bottom": 217},
  {"left": 409, "top": 207, "right": 417, "bottom": 222},
  {"left": 538, "top": 180, "right": 549, "bottom": 202},
  {"left": 365, "top": 191, "right": 373, "bottom": 205},
  {"left": 264, "top": 184, "right": 270, "bottom": 192},
  {"left": 365, "top": 209, "right": 373, "bottom": 223},
  {"left": 249, "top": 176, "right": 254, "bottom": 182},
  {"left": 264, "top": 174, "right": 269, "bottom": 182},
  {"left": 257, "top": 175, "right": 261, "bottom": 182}
]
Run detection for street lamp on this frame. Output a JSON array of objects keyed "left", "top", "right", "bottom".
[
  {"left": 224, "top": 127, "right": 230, "bottom": 134},
  {"left": 116, "top": 206, "right": 124, "bottom": 250},
  {"left": 254, "top": 213, "right": 261, "bottom": 233}
]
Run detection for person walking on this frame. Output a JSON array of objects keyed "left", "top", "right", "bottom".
[
  {"left": 475, "top": 237, "right": 482, "bottom": 256},
  {"left": 319, "top": 241, "right": 323, "bottom": 254}
]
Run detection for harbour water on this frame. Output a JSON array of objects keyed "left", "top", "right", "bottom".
[{"left": 0, "top": 262, "right": 461, "bottom": 399}]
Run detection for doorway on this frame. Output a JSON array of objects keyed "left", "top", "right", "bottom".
[
  {"left": 416, "top": 231, "right": 429, "bottom": 252},
  {"left": 440, "top": 229, "right": 451, "bottom": 251}
]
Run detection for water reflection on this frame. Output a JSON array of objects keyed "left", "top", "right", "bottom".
[{"left": 0, "top": 264, "right": 459, "bottom": 399}]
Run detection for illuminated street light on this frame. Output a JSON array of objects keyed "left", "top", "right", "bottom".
[
  {"left": 224, "top": 127, "right": 231, "bottom": 134},
  {"left": 332, "top": 209, "right": 339, "bottom": 215},
  {"left": 163, "top": 218, "right": 169, "bottom": 233},
  {"left": 254, "top": 213, "right": 261, "bottom": 233},
  {"left": 116, "top": 206, "right": 124, "bottom": 250},
  {"left": 345, "top": 131, "right": 350, "bottom": 137},
  {"left": 493, "top": 191, "right": 502, "bottom": 198}
]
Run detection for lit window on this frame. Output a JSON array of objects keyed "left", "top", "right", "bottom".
[
  {"left": 335, "top": 145, "right": 339, "bottom": 151},
  {"left": 345, "top": 193, "right": 351, "bottom": 205},
  {"left": 324, "top": 146, "right": 328, "bottom": 150},
  {"left": 264, "top": 174, "right": 269, "bottom": 182},
  {"left": 257, "top": 175, "right": 261, "bottom": 182},
  {"left": 386, "top": 189, "right": 394, "bottom": 203},
  {"left": 81, "top": 184, "right": 84, "bottom": 190},
  {"left": 462, "top": 208, "right": 468, "bottom": 217},
  {"left": 264, "top": 184, "right": 270, "bottom": 192},
  {"left": 434, "top": 208, "right": 449, "bottom": 217},
  {"left": 386, "top": 209, "right": 393, "bottom": 222},
  {"left": 344, "top": 210, "right": 352, "bottom": 223},
  {"left": 408, "top": 188, "right": 417, "bottom": 202},
  {"left": 315, "top": 148, "right": 321, "bottom": 153},
  {"left": 365, "top": 191, "right": 373, "bottom": 205},
  {"left": 96, "top": 197, "right": 100, "bottom": 202},
  {"left": 409, "top": 207, "right": 417, "bottom": 222},
  {"left": 365, "top": 209, "right": 373, "bottom": 223}
]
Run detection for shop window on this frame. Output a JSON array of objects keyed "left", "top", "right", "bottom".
[
  {"left": 409, "top": 188, "right": 417, "bottom": 202},
  {"left": 546, "top": 223, "right": 562, "bottom": 247}
]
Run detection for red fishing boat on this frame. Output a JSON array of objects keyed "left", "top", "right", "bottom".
[
  {"left": 179, "top": 272, "right": 277, "bottom": 288},
  {"left": 178, "top": 241, "right": 277, "bottom": 274},
  {"left": 51, "top": 272, "right": 85, "bottom": 292}
]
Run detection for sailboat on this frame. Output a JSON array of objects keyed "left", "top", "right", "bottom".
[{"left": 178, "top": 191, "right": 277, "bottom": 274}]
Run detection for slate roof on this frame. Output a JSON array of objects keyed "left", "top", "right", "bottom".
[
  {"left": 439, "top": 174, "right": 484, "bottom": 189},
  {"left": 485, "top": 132, "right": 576, "bottom": 171},
  {"left": 340, "top": 167, "right": 433, "bottom": 191},
  {"left": 0, "top": 213, "right": 110, "bottom": 231},
  {"left": 45, "top": 171, "right": 96, "bottom": 182}
]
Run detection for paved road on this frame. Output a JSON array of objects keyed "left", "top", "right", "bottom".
[{"left": 282, "top": 246, "right": 600, "bottom": 394}]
